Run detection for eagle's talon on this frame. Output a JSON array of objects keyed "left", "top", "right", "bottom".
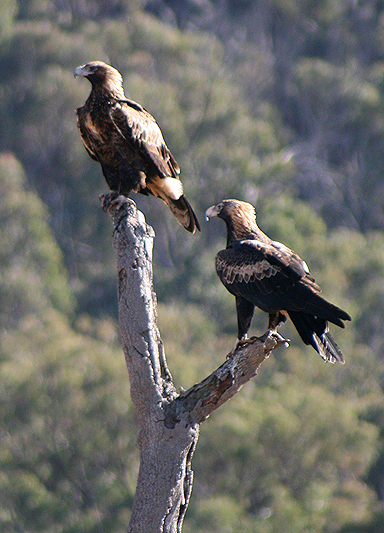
[
  {"left": 99, "top": 191, "right": 120, "bottom": 211},
  {"left": 258, "top": 330, "right": 290, "bottom": 348},
  {"left": 269, "top": 331, "right": 290, "bottom": 349},
  {"left": 226, "top": 337, "right": 253, "bottom": 358}
]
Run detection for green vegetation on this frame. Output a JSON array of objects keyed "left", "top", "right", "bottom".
[{"left": 1, "top": 1, "right": 384, "bottom": 531}]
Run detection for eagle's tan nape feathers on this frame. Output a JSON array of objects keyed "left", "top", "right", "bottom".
[
  {"left": 223, "top": 200, "right": 258, "bottom": 240},
  {"left": 98, "top": 65, "right": 124, "bottom": 98}
]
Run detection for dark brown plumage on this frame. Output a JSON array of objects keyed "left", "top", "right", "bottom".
[
  {"left": 74, "top": 61, "right": 200, "bottom": 233},
  {"left": 206, "top": 199, "right": 351, "bottom": 363}
]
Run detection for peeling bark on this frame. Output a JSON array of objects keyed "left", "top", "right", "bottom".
[{"left": 101, "top": 193, "right": 284, "bottom": 533}]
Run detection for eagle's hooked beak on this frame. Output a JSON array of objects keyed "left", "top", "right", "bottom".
[
  {"left": 73, "top": 64, "right": 88, "bottom": 78},
  {"left": 205, "top": 204, "right": 221, "bottom": 221}
]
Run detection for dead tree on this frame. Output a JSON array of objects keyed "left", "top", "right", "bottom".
[{"left": 101, "top": 194, "right": 286, "bottom": 533}]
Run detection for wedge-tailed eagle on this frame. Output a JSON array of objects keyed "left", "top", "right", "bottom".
[
  {"left": 74, "top": 61, "right": 200, "bottom": 233},
  {"left": 206, "top": 199, "right": 351, "bottom": 362}
]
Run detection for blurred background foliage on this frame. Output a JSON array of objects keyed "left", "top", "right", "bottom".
[{"left": 1, "top": 0, "right": 384, "bottom": 531}]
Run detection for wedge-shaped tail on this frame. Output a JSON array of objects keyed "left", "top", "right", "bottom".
[{"left": 288, "top": 311, "right": 345, "bottom": 363}]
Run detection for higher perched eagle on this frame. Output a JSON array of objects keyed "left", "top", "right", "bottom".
[
  {"left": 206, "top": 199, "right": 351, "bottom": 363},
  {"left": 74, "top": 61, "right": 200, "bottom": 233}
]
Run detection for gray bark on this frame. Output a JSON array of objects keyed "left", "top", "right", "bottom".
[{"left": 101, "top": 194, "right": 286, "bottom": 533}]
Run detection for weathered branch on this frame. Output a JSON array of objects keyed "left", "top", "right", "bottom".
[
  {"left": 100, "top": 193, "right": 283, "bottom": 533},
  {"left": 166, "top": 332, "right": 286, "bottom": 428}
]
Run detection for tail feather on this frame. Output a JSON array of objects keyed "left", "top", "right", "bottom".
[
  {"left": 304, "top": 294, "right": 351, "bottom": 327},
  {"left": 168, "top": 194, "right": 201, "bottom": 233},
  {"left": 288, "top": 311, "right": 346, "bottom": 363},
  {"left": 314, "top": 331, "right": 345, "bottom": 364},
  {"left": 146, "top": 176, "right": 200, "bottom": 233}
]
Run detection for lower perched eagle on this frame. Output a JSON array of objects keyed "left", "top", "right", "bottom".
[
  {"left": 206, "top": 199, "right": 351, "bottom": 363},
  {"left": 74, "top": 61, "right": 200, "bottom": 233}
]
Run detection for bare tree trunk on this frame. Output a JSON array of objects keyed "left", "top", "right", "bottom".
[{"left": 101, "top": 194, "right": 286, "bottom": 533}]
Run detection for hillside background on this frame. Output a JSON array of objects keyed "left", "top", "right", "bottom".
[{"left": 1, "top": 1, "right": 384, "bottom": 532}]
